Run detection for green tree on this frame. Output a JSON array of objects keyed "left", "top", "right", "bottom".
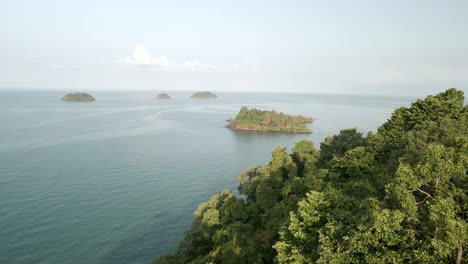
[{"left": 319, "top": 128, "right": 367, "bottom": 168}]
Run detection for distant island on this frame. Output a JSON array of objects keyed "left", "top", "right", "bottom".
[
  {"left": 226, "top": 107, "right": 313, "bottom": 133},
  {"left": 190, "top": 91, "right": 217, "bottom": 99},
  {"left": 156, "top": 93, "right": 171, "bottom": 99},
  {"left": 61, "top": 93, "right": 95, "bottom": 102}
]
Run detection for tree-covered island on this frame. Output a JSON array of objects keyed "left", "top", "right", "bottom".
[
  {"left": 227, "top": 107, "right": 314, "bottom": 133},
  {"left": 155, "top": 88, "right": 467, "bottom": 264},
  {"left": 61, "top": 93, "right": 95, "bottom": 102},
  {"left": 156, "top": 93, "right": 171, "bottom": 99},
  {"left": 190, "top": 91, "right": 217, "bottom": 99}
]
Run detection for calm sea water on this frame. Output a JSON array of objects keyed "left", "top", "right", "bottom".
[{"left": 0, "top": 91, "right": 414, "bottom": 264}]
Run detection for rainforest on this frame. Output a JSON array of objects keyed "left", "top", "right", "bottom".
[{"left": 155, "top": 88, "right": 468, "bottom": 264}]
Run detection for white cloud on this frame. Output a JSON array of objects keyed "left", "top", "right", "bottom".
[
  {"left": 181, "top": 60, "right": 216, "bottom": 72},
  {"left": 124, "top": 45, "right": 171, "bottom": 70},
  {"left": 121, "top": 45, "right": 257, "bottom": 72}
]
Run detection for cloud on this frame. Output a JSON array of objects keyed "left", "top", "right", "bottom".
[
  {"left": 124, "top": 45, "right": 171, "bottom": 70},
  {"left": 121, "top": 45, "right": 256, "bottom": 72}
]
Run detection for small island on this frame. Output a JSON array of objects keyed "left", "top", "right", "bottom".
[
  {"left": 61, "top": 93, "right": 95, "bottom": 102},
  {"left": 227, "top": 107, "right": 313, "bottom": 133},
  {"left": 156, "top": 93, "right": 171, "bottom": 99},
  {"left": 190, "top": 91, "right": 217, "bottom": 99}
]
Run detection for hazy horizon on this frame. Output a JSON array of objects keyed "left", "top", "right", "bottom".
[
  {"left": 0, "top": 87, "right": 424, "bottom": 97},
  {"left": 2, "top": 0, "right": 468, "bottom": 96}
]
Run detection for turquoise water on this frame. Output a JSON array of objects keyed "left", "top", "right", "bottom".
[{"left": 0, "top": 91, "right": 413, "bottom": 264}]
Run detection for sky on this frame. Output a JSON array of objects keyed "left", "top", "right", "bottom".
[{"left": 1, "top": 0, "right": 467, "bottom": 95}]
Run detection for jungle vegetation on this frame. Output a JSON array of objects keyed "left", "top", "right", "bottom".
[
  {"left": 156, "top": 88, "right": 467, "bottom": 264},
  {"left": 227, "top": 107, "right": 313, "bottom": 133}
]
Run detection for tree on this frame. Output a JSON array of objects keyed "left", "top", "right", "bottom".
[{"left": 319, "top": 128, "right": 367, "bottom": 168}]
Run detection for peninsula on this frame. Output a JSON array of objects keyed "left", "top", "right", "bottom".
[
  {"left": 156, "top": 93, "right": 171, "bottom": 99},
  {"left": 226, "top": 107, "right": 313, "bottom": 133},
  {"left": 61, "top": 93, "right": 95, "bottom": 102},
  {"left": 190, "top": 91, "right": 217, "bottom": 99}
]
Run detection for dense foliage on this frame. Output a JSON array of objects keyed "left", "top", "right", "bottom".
[
  {"left": 227, "top": 107, "right": 314, "bottom": 133},
  {"left": 155, "top": 89, "right": 467, "bottom": 264},
  {"left": 61, "top": 93, "right": 95, "bottom": 101},
  {"left": 190, "top": 91, "right": 217, "bottom": 99}
]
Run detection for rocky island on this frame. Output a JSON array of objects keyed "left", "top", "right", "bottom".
[
  {"left": 156, "top": 93, "right": 171, "bottom": 99},
  {"left": 226, "top": 107, "right": 313, "bottom": 133},
  {"left": 61, "top": 93, "right": 95, "bottom": 102},
  {"left": 190, "top": 91, "right": 217, "bottom": 99}
]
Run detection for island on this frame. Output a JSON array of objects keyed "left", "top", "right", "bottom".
[
  {"left": 226, "top": 106, "right": 313, "bottom": 133},
  {"left": 61, "top": 93, "right": 95, "bottom": 102},
  {"left": 156, "top": 93, "right": 171, "bottom": 99},
  {"left": 190, "top": 91, "right": 217, "bottom": 99}
]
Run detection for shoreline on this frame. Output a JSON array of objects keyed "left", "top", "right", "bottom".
[{"left": 226, "top": 124, "right": 313, "bottom": 134}]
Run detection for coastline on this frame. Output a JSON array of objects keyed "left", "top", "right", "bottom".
[{"left": 226, "top": 123, "right": 313, "bottom": 134}]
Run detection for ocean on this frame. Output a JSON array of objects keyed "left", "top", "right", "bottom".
[{"left": 0, "top": 91, "right": 414, "bottom": 264}]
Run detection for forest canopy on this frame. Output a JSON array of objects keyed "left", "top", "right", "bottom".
[
  {"left": 155, "top": 88, "right": 467, "bottom": 264},
  {"left": 227, "top": 107, "right": 313, "bottom": 133}
]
